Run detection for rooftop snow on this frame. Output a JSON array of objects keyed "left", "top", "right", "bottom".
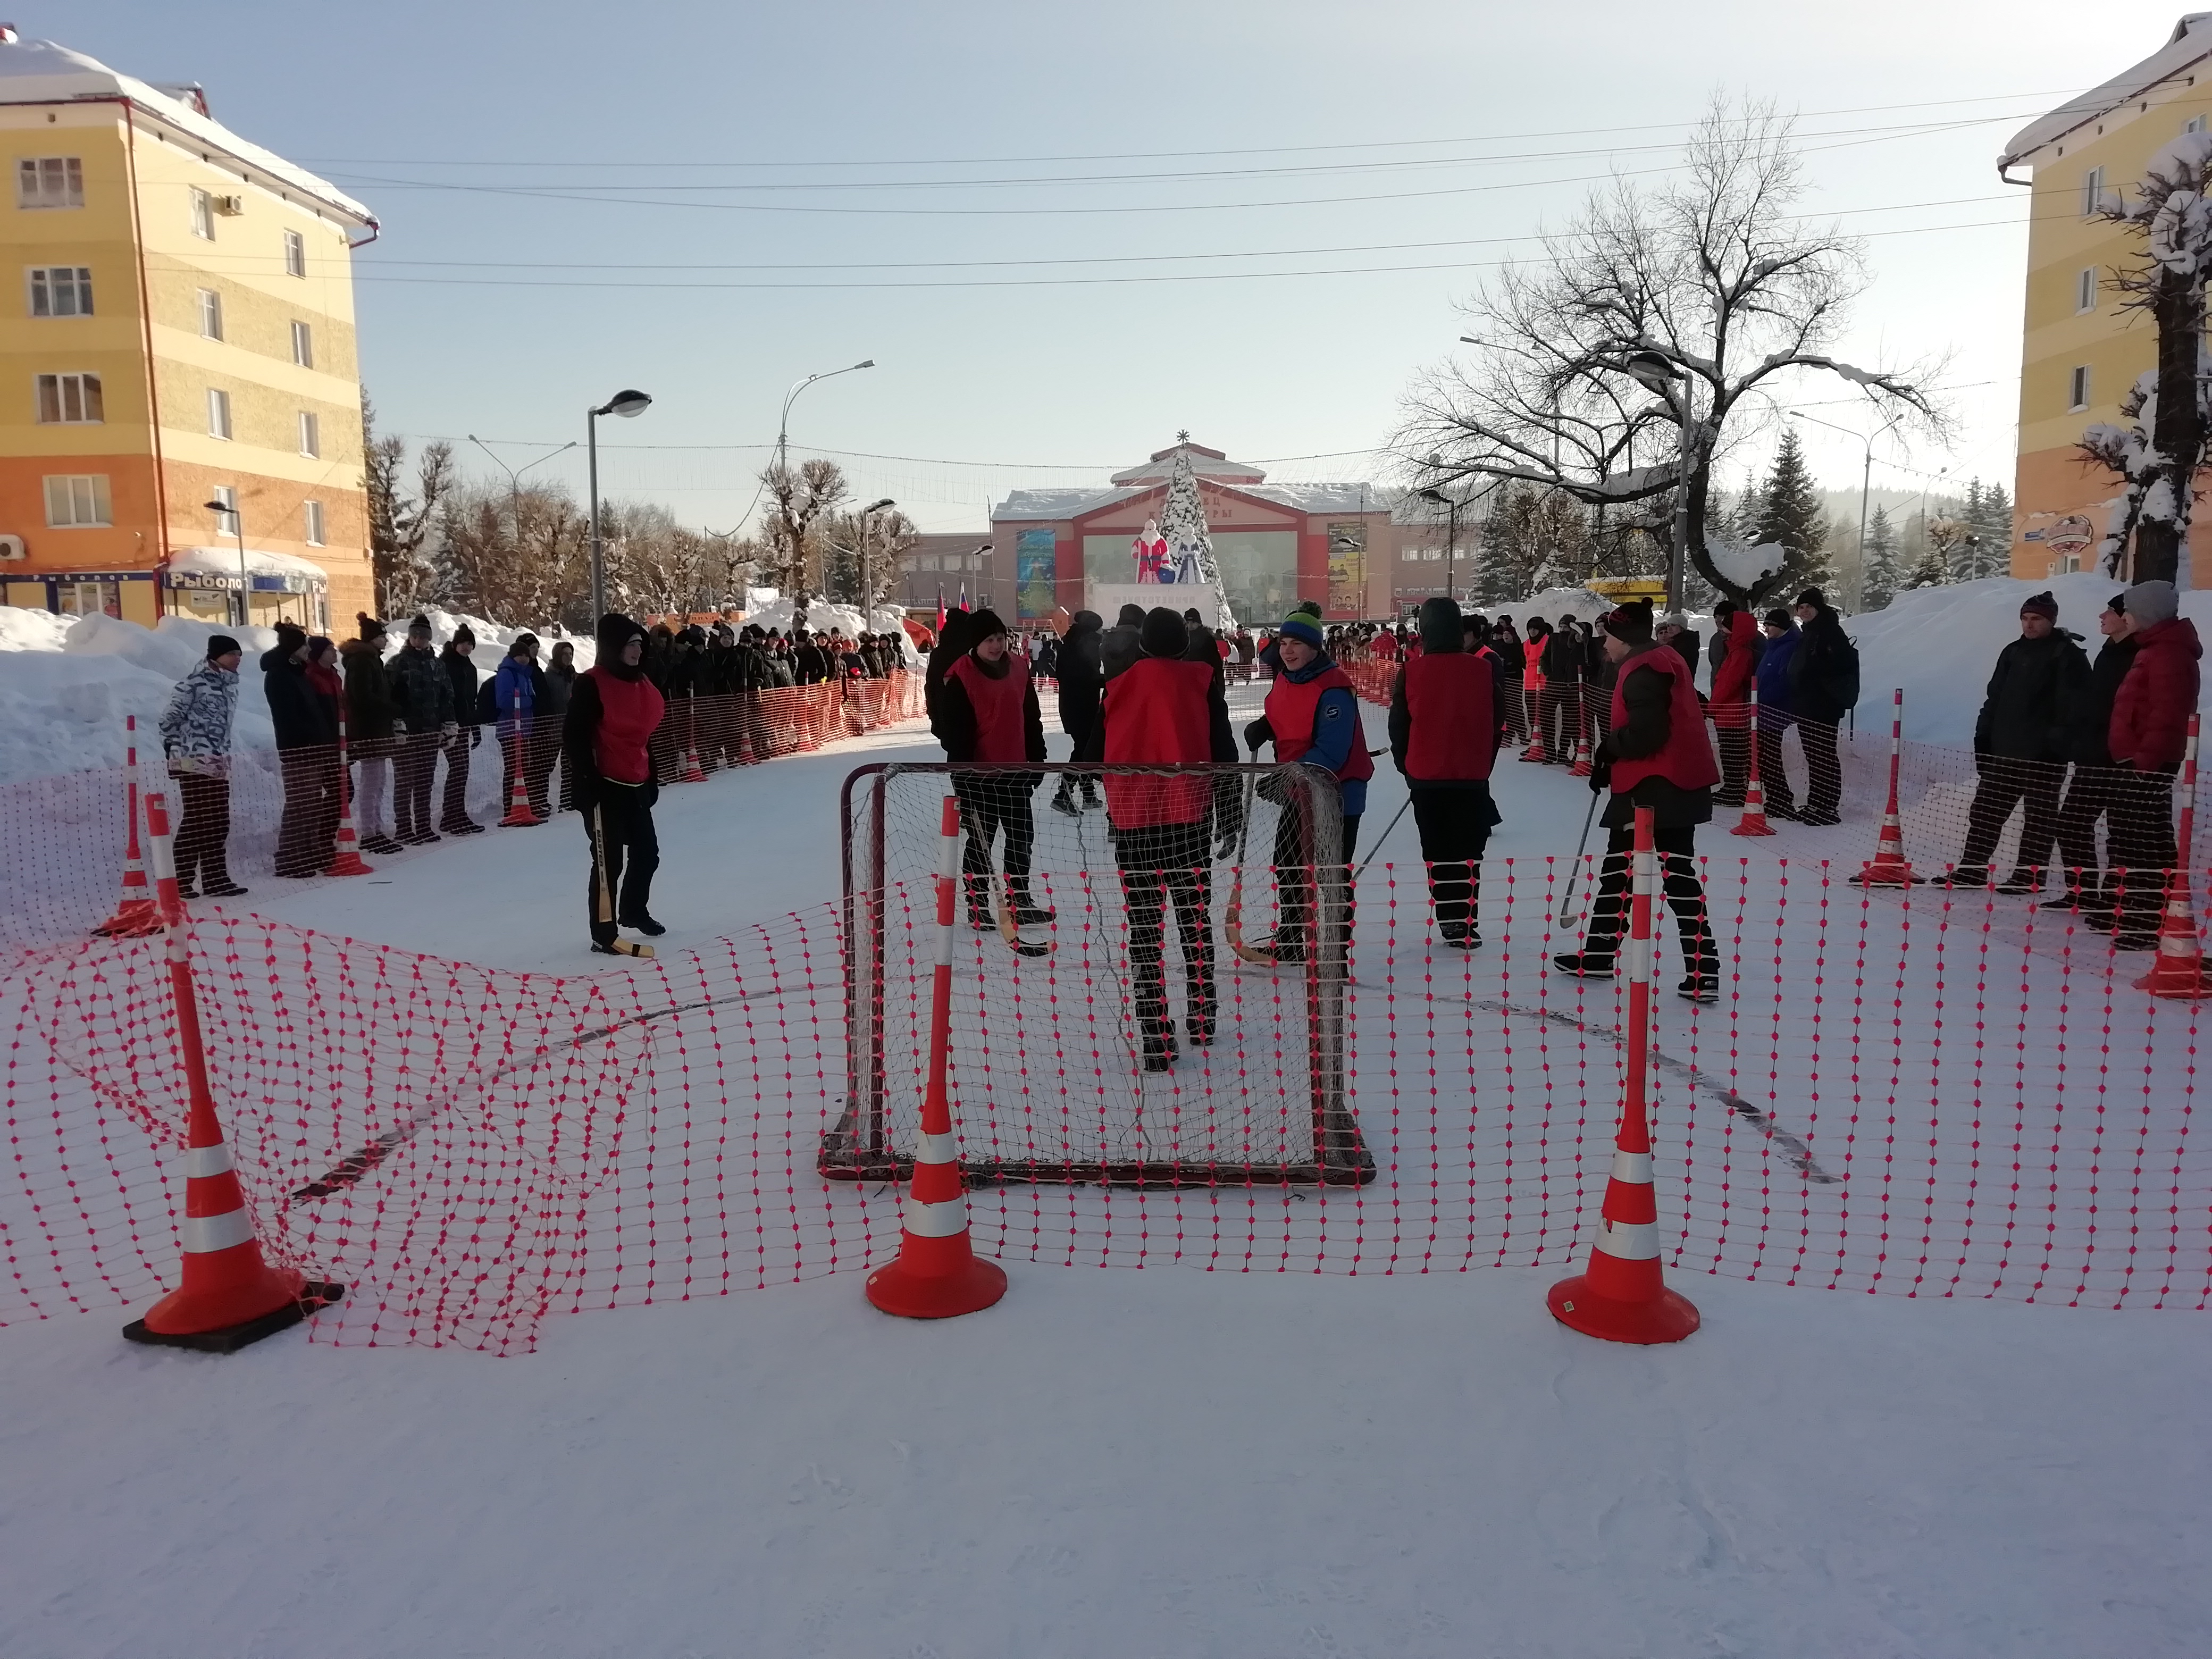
[
  {"left": 1999, "top": 13, "right": 2212, "bottom": 172},
  {"left": 0, "top": 35, "right": 373, "bottom": 224}
]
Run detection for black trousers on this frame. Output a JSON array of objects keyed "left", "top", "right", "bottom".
[
  {"left": 274, "top": 748, "right": 338, "bottom": 877},
  {"left": 1960, "top": 757, "right": 2066, "bottom": 877},
  {"left": 1580, "top": 820, "right": 1715, "bottom": 976},
  {"left": 1538, "top": 684, "right": 1581, "bottom": 761},
  {"left": 2053, "top": 764, "right": 2126, "bottom": 892},
  {"left": 954, "top": 773, "right": 1038, "bottom": 914},
  {"left": 1113, "top": 821, "right": 1214, "bottom": 1038},
  {"left": 172, "top": 771, "right": 234, "bottom": 894},
  {"left": 1714, "top": 719, "right": 1750, "bottom": 805},
  {"left": 440, "top": 730, "right": 475, "bottom": 831},
  {"left": 394, "top": 730, "right": 439, "bottom": 839},
  {"left": 1270, "top": 799, "right": 1360, "bottom": 948},
  {"left": 1410, "top": 786, "right": 1493, "bottom": 933},
  {"left": 1798, "top": 719, "right": 1842, "bottom": 820},
  {"left": 584, "top": 781, "right": 659, "bottom": 944},
  {"left": 2107, "top": 766, "right": 2180, "bottom": 933}
]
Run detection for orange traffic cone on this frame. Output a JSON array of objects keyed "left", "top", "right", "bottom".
[
  {"left": 124, "top": 786, "right": 342, "bottom": 1351},
  {"left": 1567, "top": 731, "right": 1594, "bottom": 778},
  {"left": 2132, "top": 874, "right": 2211, "bottom": 999},
  {"left": 499, "top": 739, "right": 543, "bottom": 827},
  {"left": 681, "top": 745, "right": 707, "bottom": 784},
  {"left": 866, "top": 794, "right": 1008, "bottom": 1319},
  {"left": 93, "top": 715, "right": 162, "bottom": 938},
  {"left": 1850, "top": 689, "right": 1921, "bottom": 885},
  {"left": 1548, "top": 805, "right": 1700, "bottom": 1345},
  {"left": 1729, "top": 689, "right": 1777, "bottom": 838},
  {"left": 326, "top": 713, "right": 374, "bottom": 876}
]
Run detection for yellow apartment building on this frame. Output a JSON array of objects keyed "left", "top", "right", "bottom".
[
  {"left": 0, "top": 30, "right": 375, "bottom": 630},
  {"left": 2001, "top": 14, "right": 2212, "bottom": 584}
]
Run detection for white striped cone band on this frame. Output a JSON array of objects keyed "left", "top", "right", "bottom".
[
  {"left": 1610, "top": 1149, "right": 1653, "bottom": 1185},
  {"left": 1595, "top": 1217, "right": 1661, "bottom": 1261},
  {"left": 913, "top": 1130, "right": 958, "bottom": 1164},
  {"left": 181, "top": 1142, "right": 234, "bottom": 1178},
  {"left": 935, "top": 924, "right": 957, "bottom": 968},
  {"left": 180, "top": 1206, "right": 256, "bottom": 1254},
  {"left": 902, "top": 1193, "right": 970, "bottom": 1238},
  {"left": 2158, "top": 929, "right": 2202, "bottom": 959}
]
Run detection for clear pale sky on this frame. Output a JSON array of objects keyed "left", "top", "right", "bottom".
[{"left": 40, "top": 1, "right": 2192, "bottom": 533}]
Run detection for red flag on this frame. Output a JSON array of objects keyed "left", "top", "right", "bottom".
[{"left": 935, "top": 585, "right": 945, "bottom": 632}]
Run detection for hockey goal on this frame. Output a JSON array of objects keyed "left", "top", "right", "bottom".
[{"left": 820, "top": 760, "right": 1373, "bottom": 1188}]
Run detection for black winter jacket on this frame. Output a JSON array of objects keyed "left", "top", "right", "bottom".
[
  {"left": 1056, "top": 611, "right": 1104, "bottom": 739},
  {"left": 2067, "top": 636, "right": 2140, "bottom": 767},
  {"left": 262, "top": 647, "right": 337, "bottom": 750},
  {"left": 1788, "top": 606, "right": 1859, "bottom": 725},
  {"left": 388, "top": 642, "right": 454, "bottom": 732},
  {"left": 1973, "top": 631, "right": 2091, "bottom": 763},
  {"left": 441, "top": 646, "right": 480, "bottom": 727}
]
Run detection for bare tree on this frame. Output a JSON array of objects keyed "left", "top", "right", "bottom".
[
  {"left": 756, "top": 457, "right": 852, "bottom": 598},
  {"left": 362, "top": 392, "right": 456, "bottom": 616},
  {"left": 437, "top": 479, "right": 590, "bottom": 629},
  {"left": 1396, "top": 98, "right": 1945, "bottom": 606}
]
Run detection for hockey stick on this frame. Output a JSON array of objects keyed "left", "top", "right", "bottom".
[
  {"left": 1556, "top": 788, "right": 1602, "bottom": 931},
  {"left": 996, "top": 882, "right": 1055, "bottom": 958},
  {"left": 590, "top": 801, "right": 655, "bottom": 960},
  {"left": 1350, "top": 795, "right": 1410, "bottom": 881},
  {"left": 1222, "top": 759, "right": 1277, "bottom": 966}
]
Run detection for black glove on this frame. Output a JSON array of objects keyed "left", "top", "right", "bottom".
[
  {"left": 1589, "top": 739, "right": 1613, "bottom": 794},
  {"left": 1244, "top": 716, "right": 1273, "bottom": 752}
]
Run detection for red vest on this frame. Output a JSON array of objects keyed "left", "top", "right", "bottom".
[
  {"left": 1265, "top": 664, "right": 1375, "bottom": 784},
  {"left": 1608, "top": 647, "right": 1720, "bottom": 794},
  {"left": 1401, "top": 652, "right": 1496, "bottom": 783},
  {"left": 1102, "top": 656, "right": 1216, "bottom": 828},
  {"left": 947, "top": 654, "right": 1029, "bottom": 762},
  {"left": 1522, "top": 639, "right": 1545, "bottom": 688},
  {"left": 585, "top": 667, "right": 665, "bottom": 785}
]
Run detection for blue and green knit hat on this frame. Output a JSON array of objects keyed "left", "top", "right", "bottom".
[{"left": 1277, "top": 606, "right": 1325, "bottom": 649}]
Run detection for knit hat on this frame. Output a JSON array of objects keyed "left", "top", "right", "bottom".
[
  {"left": 1764, "top": 607, "right": 1795, "bottom": 630},
  {"left": 450, "top": 623, "right": 475, "bottom": 645},
  {"left": 356, "top": 611, "right": 387, "bottom": 642},
  {"left": 968, "top": 607, "right": 1008, "bottom": 639},
  {"left": 2124, "top": 579, "right": 2179, "bottom": 627},
  {"left": 407, "top": 613, "right": 431, "bottom": 635},
  {"left": 1140, "top": 606, "right": 1189, "bottom": 658},
  {"left": 273, "top": 620, "right": 306, "bottom": 649},
  {"left": 1795, "top": 588, "right": 1826, "bottom": 611},
  {"left": 2106, "top": 593, "right": 2127, "bottom": 616},
  {"left": 510, "top": 632, "right": 539, "bottom": 656},
  {"left": 1289, "top": 598, "right": 1323, "bottom": 621},
  {"left": 1276, "top": 606, "right": 1325, "bottom": 649},
  {"left": 205, "top": 634, "right": 241, "bottom": 660},
  {"left": 1603, "top": 599, "right": 1654, "bottom": 644},
  {"left": 2019, "top": 590, "right": 2059, "bottom": 621},
  {"left": 1116, "top": 602, "right": 1146, "bottom": 627},
  {"left": 1662, "top": 609, "right": 1689, "bottom": 630}
]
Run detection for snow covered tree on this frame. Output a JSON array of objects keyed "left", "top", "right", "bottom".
[
  {"left": 1750, "top": 430, "right": 1832, "bottom": 594},
  {"left": 1396, "top": 97, "right": 1943, "bottom": 608},
  {"left": 756, "top": 457, "right": 851, "bottom": 601},
  {"left": 363, "top": 392, "right": 456, "bottom": 616},
  {"left": 2081, "top": 133, "right": 2212, "bottom": 583},
  {"left": 821, "top": 505, "right": 918, "bottom": 609},
  {"left": 1159, "top": 443, "right": 1235, "bottom": 624},
  {"left": 1862, "top": 505, "right": 1902, "bottom": 610},
  {"left": 1958, "top": 479, "right": 2013, "bottom": 580},
  {"left": 1476, "top": 482, "right": 1585, "bottom": 601}
]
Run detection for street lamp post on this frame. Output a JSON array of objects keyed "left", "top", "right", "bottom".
[
  {"left": 204, "top": 497, "right": 249, "bottom": 626},
  {"left": 1794, "top": 408, "right": 1905, "bottom": 614},
  {"left": 1419, "top": 487, "right": 1464, "bottom": 604},
  {"left": 771, "top": 361, "right": 874, "bottom": 603},
  {"left": 1623, "top": 348, "right": 1693, "bottom": 613},
  {"left": 468, "top": 434, "right": 578, "bottom": 539},
  {"left": 586, "top": 389, "right": 652, "bottom": 621},
  {"left": 857, "top": 497, "right": 894, "bottom": 617}
]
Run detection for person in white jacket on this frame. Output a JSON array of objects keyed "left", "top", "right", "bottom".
[{"left": 159, "top": 634, "right": 245, "bottom": 898}]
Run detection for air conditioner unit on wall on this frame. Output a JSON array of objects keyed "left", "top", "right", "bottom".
[
  {"left": 0, "top": 534, "right": 27, "bottom": 561},
  {"left": 212, "top": 195, "right": 244, "bottom": 216}
]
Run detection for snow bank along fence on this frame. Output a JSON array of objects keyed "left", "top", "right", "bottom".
[
  {"left": 1, "top": 673, "right": 923, "bottom": 950},
  {"left": 4, "top": 755, "right": 2209, "bottom": 1354}
]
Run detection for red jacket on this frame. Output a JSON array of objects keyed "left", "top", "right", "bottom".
[
  {"left": 2109, "top": 616, "right": 2202, "bottom": 770},
  {"left": 1708, "top": 609, "right": 1757, "bottom": 729},
  {"left": 1609, "top": 645, "right": 1720, "bottom": 794},
  {"left": 1398, "top": 653, "right": 1496, "bottom": 782},
  {"left": 1102, "top": 656, "right": 1217, "bottom": 828}
]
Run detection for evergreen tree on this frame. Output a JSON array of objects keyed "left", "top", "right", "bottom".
[
  {"left": 1966, "top": 479, "right": 2013, "bottom": 579},
  {"left": 1862, "top": 504, "right": 1902, "bottom": 611},
  {"left": 1750, "top": 429, "right": 1832, "bottom": 594}
]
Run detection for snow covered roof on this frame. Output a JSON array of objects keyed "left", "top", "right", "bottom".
[
  {"left": 1109, "top": 440, "right": 1266, "bottom": 486},
  {"left": 0, "top": 34, "right": 374, "bottom": 226},
  {"left": 1998, "top": 13, "right": 2212, "bottom": 173},
  {"left": 993, "top": 487, "right": 1141, "bottom": 522},
  {"left": 165, "top": 546, "right": 329, "bottom": 591}
]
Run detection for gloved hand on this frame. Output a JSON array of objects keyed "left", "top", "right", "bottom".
[
  {"left": 442, "top": 721, "right": 458, "bottom": 735},
  {"left": 1244, "top": 716, "right": 1273, "bottom": 752}
]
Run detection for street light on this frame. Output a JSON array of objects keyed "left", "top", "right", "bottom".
[
  {"left": 777, "top": 360, "right": 875, "bottom": 480},
  {"left": 203, "top": 497, "right": 248, "bottom": 626},
  {"left": 1419, "top": 487, "right": 1467, "bottom": 604},
  {"left": 1623, "top": 349, "right": 1693, "bottom": 613},
  {"left": 1794, "top": 408, "right": 1906, "bottom": 614},
  {"left": 468, "top": 434, "right": 578, "bottom": 537},
  {"left": 858, "top": 497, "right": 894, "bottom": 615},
  {"left": 586, "top": 389, "right": 652, "bottom": 619}
]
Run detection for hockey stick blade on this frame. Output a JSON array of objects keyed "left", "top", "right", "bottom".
[
  {"left": 1222, "top": 873, "right": 1278, "bottom": 966},
  {"left": 995, "top": 890, "right": 1055, "bottom": 958}
]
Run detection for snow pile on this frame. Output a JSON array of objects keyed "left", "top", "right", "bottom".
[
  {"left": 1846, "top": 573, "right": 2212, "bottom": 745},
  {"left": 740, "top": 596, "right": 919, "bottom": 665},
  {"left": 1510, "top": 586, "right": 1625, "bottom": 623}
]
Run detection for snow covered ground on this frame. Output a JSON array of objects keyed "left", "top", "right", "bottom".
[{"left": 2, "top": 686, "right": 2206, "bottom": 1657}]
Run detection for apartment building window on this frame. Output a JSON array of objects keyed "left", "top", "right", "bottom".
[
  {"left": 43, "top": 474, "right": 111, "bottom": 528},
  {"left": 190, "top": 187, "right": 214, "bottom": 240},
  {"left": 197, "top": 287, "right": 223, "bottom": 340},
  {"left": 28, "top": 265, "right": 93, "bottom": 317},
  {"left": 2082, "top": 165, "right": 2107, "bottom": 217},
  {"left": 35, "top": 372, "right": 102, "bottom": 423},
  {"left": 298, "top": 409, "right": 320, "bottom": 457},
  {"left": 207, "top": 387, "right": 232, "bottom": 439},
  {"left": 283, "top": 228, "right": 305, "bottom": 278},
  {"left": 303, "top": 500, "right": 325, "bottom": 546},
  {"left": 2069, "top": 365, "right": 2092, "bottom": 410},
  {"left": 2190, "top": 115, "right": 2207, "bottom": 135},
  {"left": 16, "top": 157, "right": 83, "bottom": 210},
  {"left": 290, "top": 319, "right": 313, "bottom": 368},
  {"left": 2077, "top": 267, "right": 2098, "bottom": 313},
  {"left": 210, "top": 484, "right": 238, "bottom": 537}
]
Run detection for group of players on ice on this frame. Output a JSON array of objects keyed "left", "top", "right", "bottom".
[{"left": 921, "top": 594, "right": 1717, "bottom": 1072}]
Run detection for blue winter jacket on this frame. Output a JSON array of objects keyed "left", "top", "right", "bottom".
[
  {"left": 1754, "top": 627, "right": 1800, "bottom": 728},
  {"left": 492, "top": 656, "right": 537, "bottom": 740},
  {"left": 1283, "top": 656, "right": 1368, "bottom": 818}
]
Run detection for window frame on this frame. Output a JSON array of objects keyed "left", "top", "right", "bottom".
[
  {"left": 43, "top": 473, "right": 112, "bottom": 529},
  {"left": 210, "top": 484, "right": 238, "bottom": 538},
  {"left": 283, "top": 228, "right": 306, "bottom": 278},
  {"left": 303, "top": 499, "right": 325, "bottom": 546},
  {"left": 16, "top": 157, "right": 84, "bottom": 210},
  {"left": 35, "top": 372, "right": 103, "bottom": 424},
  {"left": 197, "top": 287, "right": 223, "bottom": 341},
  {"left": 28, "top": 265, "right": 94, "bottom": 318},
  {"left": 298, "top": 409, "right": 320, "bottom": 457},
  {"left": 190, "top": 187, "right": 214, "bottom": 240},
  {"left": 2069, "top": 364, "right": 2092, "bottom": 411},
  {"left": 207, "top": 386, "right": 232, "bottom": 440},
  {"left": 2082, "top": 165, "right": 2107, "bottom": 217},
  {"left": 2077, "top": 267, "right": 2097, "bottom": 313},
  {"left": 290, "top": 319, "right": 314, "bottom": 369}
]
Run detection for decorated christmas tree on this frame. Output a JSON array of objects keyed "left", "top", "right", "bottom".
[{"left": 1159, "top": 436, "right": 1235, "bottom": 626}]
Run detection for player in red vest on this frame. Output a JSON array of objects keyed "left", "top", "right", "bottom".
[
  {"left": 1246, "top": 606, "right": 1373, "bottom": 964},
  {"left": 1388, "top": 597, "right": 1502, "bottom": 948},
  {"left": 565, "top": 613, "right": 668, "bottom": 954},
  {"left": 1099, "top": 607, "right": 1238, "bottom": 1069},
  {"left": 939, "top": 608, "right": 1051, "bottom": 928},
  {"left": 1554, "top": 600, "right": 1722, "bottom": 1002}
]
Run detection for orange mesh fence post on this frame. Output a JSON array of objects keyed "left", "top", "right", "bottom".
[
  {"left": 865, "top": 792, "right": 1009, "bottom": 1318},
  {"left": 500, "top": 686, "right": 544, "bottom": 826},
  {"left": 1851, "top": 686, "right": 1922, "bottom": 886},
  {"left": 92, "top": 713, "right": 161, "bottom": 938},
  {"left": 123, "top": 785, "right": 343, "bottom": 1351},
  {"left": 1547, "top": 804, "right": 1700, "bottom": 1344},
  {"left": 1730, "top": 685, "right": 1777, "bottom": 838},
  {"left": 2135, "top": 710, "right": 2210, "bottom": 1000},
  {"left": 326, "top": 710, "right": 375, "bottom": 875}
]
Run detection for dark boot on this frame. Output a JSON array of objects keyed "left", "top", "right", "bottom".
[
  {"left": 1009, "top": 882, "right": 1055, "bottom": 927},
  {"left": 1141, "top": 1025, "right": 1178, "bottom": 1073}
]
